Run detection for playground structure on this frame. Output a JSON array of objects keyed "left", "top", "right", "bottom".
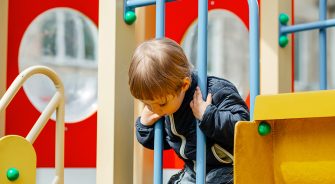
[
  {"left": 0, "top": 0, "right": 335, "bottom": 183},
  {"left": 123, "top": 0, "right": 259, "bottom": 182},
  {"left": 235, "top": 90, "right": 335, "bottom": 184},
  {"left": 235, "top": 0, "right": 335, "bottom": 183},
  {"left": 0, "top": 66, "right": 64, "bottom": 184},
  {"left": 125, "top": 0, "right": 335, "bottom": 183}
]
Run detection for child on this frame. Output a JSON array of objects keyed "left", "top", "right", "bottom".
[{"left": 128, "top": 38, "right": 249, "bottom": 184}]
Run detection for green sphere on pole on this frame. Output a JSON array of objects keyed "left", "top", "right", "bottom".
[
  {"left": 125, "top": 11, "right": 137, "bottom": 25},
  {"left": 7, "top": 168, "right": 20, "bottom": 181},
  {"left": 258, "top": 121, "right": 271, "bottom": 136},
  {"left": 279, "top": 35, "right": 289, "bottom": 48},
  {"left": 279, "top": 13, "right": 289, "bottom": 25}
]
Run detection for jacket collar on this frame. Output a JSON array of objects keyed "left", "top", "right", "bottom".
[{"left": 174, "top": 71, "right": 198, "bottom": 115}]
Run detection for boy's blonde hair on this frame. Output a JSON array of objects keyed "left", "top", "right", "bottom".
[{"left": 129, "top": 38, "right": 193, "bottom": 100}]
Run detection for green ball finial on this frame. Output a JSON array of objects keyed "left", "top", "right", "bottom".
[
  {"left": 258, "top": 121, "right": 271, "bottom": 136},
  {"left": 279, "top": 35, "right": 289, "bottom": 48},
  {"left": 7, "top": 168, "right": 19, "bottom": 181},
  {"left": 125, "top": 11, "right": 136, "bottom": 25},
  {"left": 279, "top": 13, "right": 289, "bottom": 25}
]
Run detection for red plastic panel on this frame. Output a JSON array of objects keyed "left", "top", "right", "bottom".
[
  {"left": 164, "top": 0, "right": 252, "bottom": 169},
  {"left": 6, "top": 0, "right": 98, "bottom": 167}
]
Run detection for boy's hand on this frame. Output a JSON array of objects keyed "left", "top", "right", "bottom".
[
  {"left": 190, "top": 87, "right": 212, "bottom": 121},
  {"left": 140, "top": 105, "right": 162, "bottom": 126}
]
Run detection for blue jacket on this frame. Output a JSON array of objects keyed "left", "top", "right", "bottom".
[{"left": 136, "top": 72, "right": 250, "bottom": 172}]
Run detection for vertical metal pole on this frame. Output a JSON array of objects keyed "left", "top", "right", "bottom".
[
  {"left": 154, "top": 0, "right": 165, "bottom": 183},
  {"left": 319, "top": 0, "right": 327, "bottom": 90},
  {"left": 154, "top": 120, "right": 163, "bottom": 184},
  {"left": 156, "top": 0, "right": 165, "bottom": 38},
  {"left": 55, "top": 96, "right": 65, "bottom": 184},
  {"left": 248, "top": 0, "right": 260, "bottom": 120},
  {"left": 196, "top": 0, "right": 207, "bottom": 183}
]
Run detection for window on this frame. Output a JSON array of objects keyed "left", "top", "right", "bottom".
[
  {"left": 19, "top": 8, "right": 98, "bottom": 123},
  {"left": 181, "top": 10, "right": 249, "bottom": 99},
  {"left": 294, "top": 0, "right": 335, "bottom": 91}
]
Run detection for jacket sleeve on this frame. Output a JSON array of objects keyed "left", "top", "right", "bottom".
[
  {"left": 199, "top": 84, "right": 250, "bottom": 148},
  {"left": 135, "top": 117, "right": 171, "bottom": 150}
]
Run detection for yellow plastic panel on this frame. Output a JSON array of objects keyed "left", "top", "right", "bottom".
[
  {"left": 234, "top": 121, "right": 274, "bottom": 184},
  {"left": 235, "top": 90, "right": 335, "bottom": 184},
  {"left": 254, "top": 90, "right": 335, "bottom": 120},
  {"left": 0, "top": 135, "right": 36, "bottom": 184},
  {"left": 281, "top": 161, "right": 335, "bottom": 184},
  {"left": 273, "top": 118, "right": 335, "bottom": 183},
  {"left": 235, "top": 118, "right": 335, "bottom": 184}
]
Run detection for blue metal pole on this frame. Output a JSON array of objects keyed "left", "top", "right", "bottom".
[
  {"left": 280, "top": 19, "right": 335, "bottom": 34},
  {"left": 196, "top": 0, "right": 207, "bottom": 183},
  {"left": 156, "top": 0, "right": 165, "bottom": 38},
  {"left": 320, "top": 0, "right": 327, "bottom": 90},
  {"left": 248, "top": 0, "right": 260, "bottom": 120},
  {"left": 127, "top": 0, "right": 174, "bottom": 9},
  {"left": 154, "top": 1, "right": 165, "bottom": 184},
  {"left": 154, "top": 119, "right": 163, "bottom": 184},
  {"left": 127, "top": 0, "right": 158, "bottom": 8}
]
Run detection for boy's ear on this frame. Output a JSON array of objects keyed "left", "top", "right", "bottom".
[{"left": 181, "top": 77, "right": 191, "bottom": 92}]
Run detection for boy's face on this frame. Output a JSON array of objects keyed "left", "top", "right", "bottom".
[
  {"left": 141, "top": 92, "right": 186, "bottom": 116},
  {"left": 141, "top": 77, "right": 191, "bottom": 116}
]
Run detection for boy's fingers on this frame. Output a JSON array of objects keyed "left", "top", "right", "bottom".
[
  {"left": 206, "top": 93, "right": 212, "bottom": 103},
  {"left": 193, "top": 94, "right": 198, "bottom": 102},
  {"left": 194, "top": 90, "right": 199, "bottom": 99},
  {"left": 197, "top": 89, "right": 203, "bottom": 99}
]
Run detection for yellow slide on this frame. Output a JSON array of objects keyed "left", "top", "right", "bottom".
[
  {"left": 234, "top": 90, "right": 335, "bottom": 184},
  {"left": 0, "top": 135, "right": 36, "bottom": 183}
]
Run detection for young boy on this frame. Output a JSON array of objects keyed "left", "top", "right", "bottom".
[{"left": 129, "top": 38, "right": 249, "bottom": 184}]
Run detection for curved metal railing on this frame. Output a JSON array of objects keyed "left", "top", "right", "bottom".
[{"left": 0, "top": 66, "right": 65, "bottom": 184}]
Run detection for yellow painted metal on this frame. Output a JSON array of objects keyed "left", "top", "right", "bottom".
[
  {"left": 0, "top": 135, "right": 36, "bottom": 184},
  {"left": 260, "top": 0, "right": 292, "bottom": 95},
  {"left": 254, "top": 90, "right": 335, "bottom": 120},
  {"left": 235, "top": 90, "right": 335, "bottom": 184},
  {"left": 97, "top": 0, "right": 135, "bottom": 183},
  {"left": 0, "top": 0, "right": 9, "bottom": 137},
  {"left": 0, "top": 66, "right": 65, "bottom": 184},
  {"left": 234, "top": 121, "right": 274, "bottom": 184}
]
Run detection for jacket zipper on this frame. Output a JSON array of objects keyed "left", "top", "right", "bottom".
[{"left": 169, "top": 114, "right": 188, "bottom": 160}]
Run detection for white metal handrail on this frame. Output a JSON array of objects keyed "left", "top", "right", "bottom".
[{"left": 0, "top": 66, "right": 64, "bottom": 184}]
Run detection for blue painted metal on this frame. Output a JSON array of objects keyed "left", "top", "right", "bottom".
[
  {"left": 280, "top": 1, "right": 332, "bottom": 89},
  {"left": 128, "top": 0, "right": 160, "bottom": 8},
  {"left": 154, "top": 1, "right": 165, "bottom": 183},
  {"left": 280, "top": 18, "right": 335, "bottom": 34},
  {"left": 124, "top": 0, "right": 135, "bottom": 25},
  {"left": 319, "top": 0, "right": 327, "bottom": 90},
  {"left": 196, "top": 0, "right": 207, "bottom": 183},
  {"left": 156, "top": 0, "right": 165, "bottom": 38},
  {"left": 127, "top": 0, "right": 174, "bottom": 9},
  {"left": 279, "top": 1, "right": 335, "bottom": 90},
  {"left": 248, "top": 0, "right": 260, "bottom": 120},
  {"left": 154, "top": 119, "right": 163, "bottom": 184},
  {"left": 124, "top": 0, "right": 174, "bottom": 25}
]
